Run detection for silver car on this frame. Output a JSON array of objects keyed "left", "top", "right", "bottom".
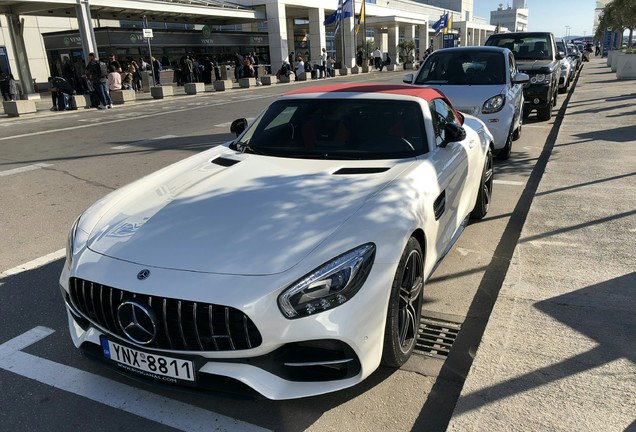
[{"left": 405, "top": 46, "right": 528, "bottom": 160}]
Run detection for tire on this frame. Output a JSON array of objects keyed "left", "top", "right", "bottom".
[
  {"left": 522, "top": 105, "right": 531, "bottom": 119},
  {"left": 471, "top": 148, "right": 493, "bottom": 219},
  {"left": 381, "top": 237, "right": 424, "bottom": 368},
  {"left": 497, "top": 129, "right": 513, "bottom": 160},
  {"left": 537, "top": 104, "right": 552, "bottom": 121},
  {"left": 512, "top": 117, "right": 522, "bottom": 141}
]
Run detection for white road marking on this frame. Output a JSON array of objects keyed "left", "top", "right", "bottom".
[
  {"left": 0, "top": 327, "right": 270, "bottom": 432},
  {"left": 0, "top": 163, "right": 53, "bottom": 177},
  {"left": 493, "top": 179, "right": 525, "bottom": 186},
  {"left": 0, "top": 249, "right": 65, "bottom": 278},
  {"left": 214, "top": 122, "right": 232, "bottom": 128},
  {"left": 112, "top": 135, "right": 177, "bottom": 150}
]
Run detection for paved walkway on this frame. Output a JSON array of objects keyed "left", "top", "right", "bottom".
[{"left": 448, "top": 58, "right": 636, "bottom": 431}]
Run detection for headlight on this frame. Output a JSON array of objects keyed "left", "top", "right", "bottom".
[
  {"left": 65, "top": 215, "right": 81, "bottom": 269},
  {"left": 482, "top": 94, "right": 505, "bottom": 114},
  {"left": 530, "top": 74, "right": 548, "bottom": 84},
  {"left": 278, "top": 243, "right": 375, "bottom": 319}
]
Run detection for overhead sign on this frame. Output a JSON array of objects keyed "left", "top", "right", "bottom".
[{"left": 143, "top": 29, "right": 154, "bottom": 38}]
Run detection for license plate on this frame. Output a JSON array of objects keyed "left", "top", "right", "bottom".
[{"left": 101, "top": 338, "right": 196, "bottom": 384}]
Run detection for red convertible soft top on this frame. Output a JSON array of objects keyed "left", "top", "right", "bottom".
[{"left": 284, "top": 83, "right": 445, "bottom": 102}]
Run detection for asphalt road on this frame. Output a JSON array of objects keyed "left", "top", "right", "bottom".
[{"left": 0, "top": 71, "right": 572, "bottom": 431}]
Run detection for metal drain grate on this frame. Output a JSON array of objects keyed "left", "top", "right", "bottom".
[{"left": 414, "top": 317, "right": 461, "bottom": 359}]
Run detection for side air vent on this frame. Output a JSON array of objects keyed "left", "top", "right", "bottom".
[
  {"left": 212, "top": 157, "right": 241, "bottom": 167},
  {"left": 333, "top": 167, "right": 390, "bottom": 175}
]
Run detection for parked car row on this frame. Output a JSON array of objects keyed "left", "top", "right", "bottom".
[
  {"left": 405, "top": 31, "right": 581, "bottom": 161},
  {"left": 57, "top": 31, "right": 583, "bottom": 401}
]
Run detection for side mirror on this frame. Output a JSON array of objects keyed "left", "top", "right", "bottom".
[
  {"left": 556, "top": 51, "right": 565, "bottom": 60},
  {"left": 441, "top": 123, "right": 466, "bottom": 147},
  {"left": 403, "top": 73, "right": 414, "bottom": 84},
  {"left": 512, "top": 72, "right": 529, "bottom": 84},
  {"left": 230, "top": 118, "right": 248, "bottom": 137}
]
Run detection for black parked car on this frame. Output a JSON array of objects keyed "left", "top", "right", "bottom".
[{"left": 485, "top": 32, "right": 564, "bottom": 121}]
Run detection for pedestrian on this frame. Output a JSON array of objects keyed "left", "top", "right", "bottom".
[
  {"left": 8, "top": 74, "right": 20, "bottom": 101},
  {"left": 86, "top": 52, "right": 112, "bottom": 109},
  {"left": 0, "top": 72, "right": 10, "bottom": 101},
  {"left": 49, "top": 76, "right": 75, "bottom": 111},
  {"left": 202, "top": 57, "right": 213, "bottom": 84},
  {"left": 212, "top": 57, "right": 221, "bottom": 81},
  {"left": 233, "top": 52, "right": 244, "bottom": 81},
  {"left": 130, "top": 59, "right": 142, "bottom": 91},
  {"left": 295, "top": 56, "right": 305, "bottom": 80},
  {"left": 320, "top": 48, "right": 327, "bottom": 78},
  {"left": 242, "top": 57, "right": 255, "bottom": 78},
  {"left": 182, "top": 55, "right": 194, "bottom": 84},
  {"left": 595, "top": 43, "right": 601, "bottom": 56},
  {"left": 140, "top": 57, "right": 149, "bottom": 72},
  {"left": 73, "top": 57, "right": 86, "bottom": 94},
  {"left": 356, "top": 48, "right": 363, "bottom": 67},
  {"left": 379, "top": 53, "right": 391, "bottom": 71},
  {"left": 108, "top": 54, "right": 122, "bottom": 73},
  {"left": 107, "top": 66, "right": 121, "bottom": 94},
  {"left": 373, "top": 47, "right": 382, "bottom": 70},
  {"left": 151, "top": 56, "right": 161, "bottom": 86}
]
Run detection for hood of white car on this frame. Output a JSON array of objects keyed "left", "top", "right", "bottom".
[
  {"left": 421, "top": 84, "right": 508, "bottom": 116},
  {"left": 86, "top": 150, "right": 406, "bottom": 275}
]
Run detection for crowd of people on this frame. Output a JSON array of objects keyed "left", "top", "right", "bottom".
[{"left": 275, "top": 48, "right": 336, "bottom": 81}]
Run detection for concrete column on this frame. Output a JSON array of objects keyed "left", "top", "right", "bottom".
[
  {"left": 75, "top": 0, "right": 98, "bottom": 63},
  {"left": 6, "top": 14, "right": 34, "bottom": 94},
  {"left": 265, "top": 1, "right": 290, "bottom": 72},
  {"left": 459, "top": 22, "right": 468, "bottom": 47},
  {"left": 287, "top": 17, "right": 295, "bottom": 59},
  {"left": 342, "top": 16, "right": 356, "bottom": 68},
  {"left": 387, "top": 25, "right": 399, "bottom": 64},
  {"left": 308, "top": 7, "right": 326, "bottom": 66},
  {"left": 421, "top": 22, "right": 429, "bottom": 54},
  {"left": 404, "top": 24, "right": 416, "bottom": 61}
]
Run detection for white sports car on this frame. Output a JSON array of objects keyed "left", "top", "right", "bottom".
[{"left": 60, "top": 84, "right": 494, "bottom": 400}]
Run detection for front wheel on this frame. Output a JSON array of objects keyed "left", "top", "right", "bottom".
[
  {"left": 381, "top": 237, "right": 424, "bottom": 368},
  {"left": 537, "top": 104, "right": 552, "bottom": 121},
  {"left": 496, "top": 129, "right": 513, "bottom": 160},
  {"left": 471, "top": 148, "right": 493, "bottom": 219}
]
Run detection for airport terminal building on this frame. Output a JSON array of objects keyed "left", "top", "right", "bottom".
[{"left": 0, "top": 0, "right": 499, "bottom": 94}]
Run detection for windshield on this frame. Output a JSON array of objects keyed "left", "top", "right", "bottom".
[
  {"left": 235, "top": 99, "right": 428, "bottom": 160},
  {"left": 487, "top": 35, "right": 554, "bottom": 61},
  {"left": 415, "top": 51, "right": 506, "bottom": 85}
]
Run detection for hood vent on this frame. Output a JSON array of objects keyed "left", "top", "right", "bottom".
[
  {"left": 211, "top": 157, "right": 241, "bottom": 167},
  {"left": 333, "top": 167, "right": 390, "bottom": 175}
]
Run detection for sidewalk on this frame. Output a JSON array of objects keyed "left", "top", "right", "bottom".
[{"left": 448, "top": 58, "right": 636, "bottom": 430}]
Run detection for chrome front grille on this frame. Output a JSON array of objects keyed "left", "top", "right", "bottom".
[{"left": 68, "top": 277, "right": 262, "bottom": 352}]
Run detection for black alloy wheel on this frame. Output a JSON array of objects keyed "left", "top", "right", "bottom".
[
  {"left": 381, "top": 237, "right": 424, "bottom": 368},
  {"left": 471, "top": 148, "right": 493, "bottom": 219}
]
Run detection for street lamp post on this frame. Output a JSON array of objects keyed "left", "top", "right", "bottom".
[{"left": 143, "top": 15, "right": 156, "bottom": 86}]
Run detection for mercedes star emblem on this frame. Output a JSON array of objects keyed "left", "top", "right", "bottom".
[
  {"left": 137, "top": 269, "right": 150, "bottom": 280},
  {"left": 117, "top": 301, "right": 157, "bottom": 345}
]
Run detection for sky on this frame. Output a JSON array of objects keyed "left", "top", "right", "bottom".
[{"left": 472, "top": 0, "right": 597, "bottom": 38}]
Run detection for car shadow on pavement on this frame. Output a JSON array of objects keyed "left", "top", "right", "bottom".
[{"left": 448, "top": 272, "right": 636, "bottom": 423}]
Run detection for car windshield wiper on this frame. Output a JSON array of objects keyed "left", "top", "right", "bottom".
[{"left": 237, "top": 142, "right": 269, "bottom": 156}]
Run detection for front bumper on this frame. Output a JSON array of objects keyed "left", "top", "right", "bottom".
[
  {"left": 523, "top": 83, "right": 551, "bottom": 109},
  {"left": 60, "top": 248, "right": 397, "bottom": 399}
]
